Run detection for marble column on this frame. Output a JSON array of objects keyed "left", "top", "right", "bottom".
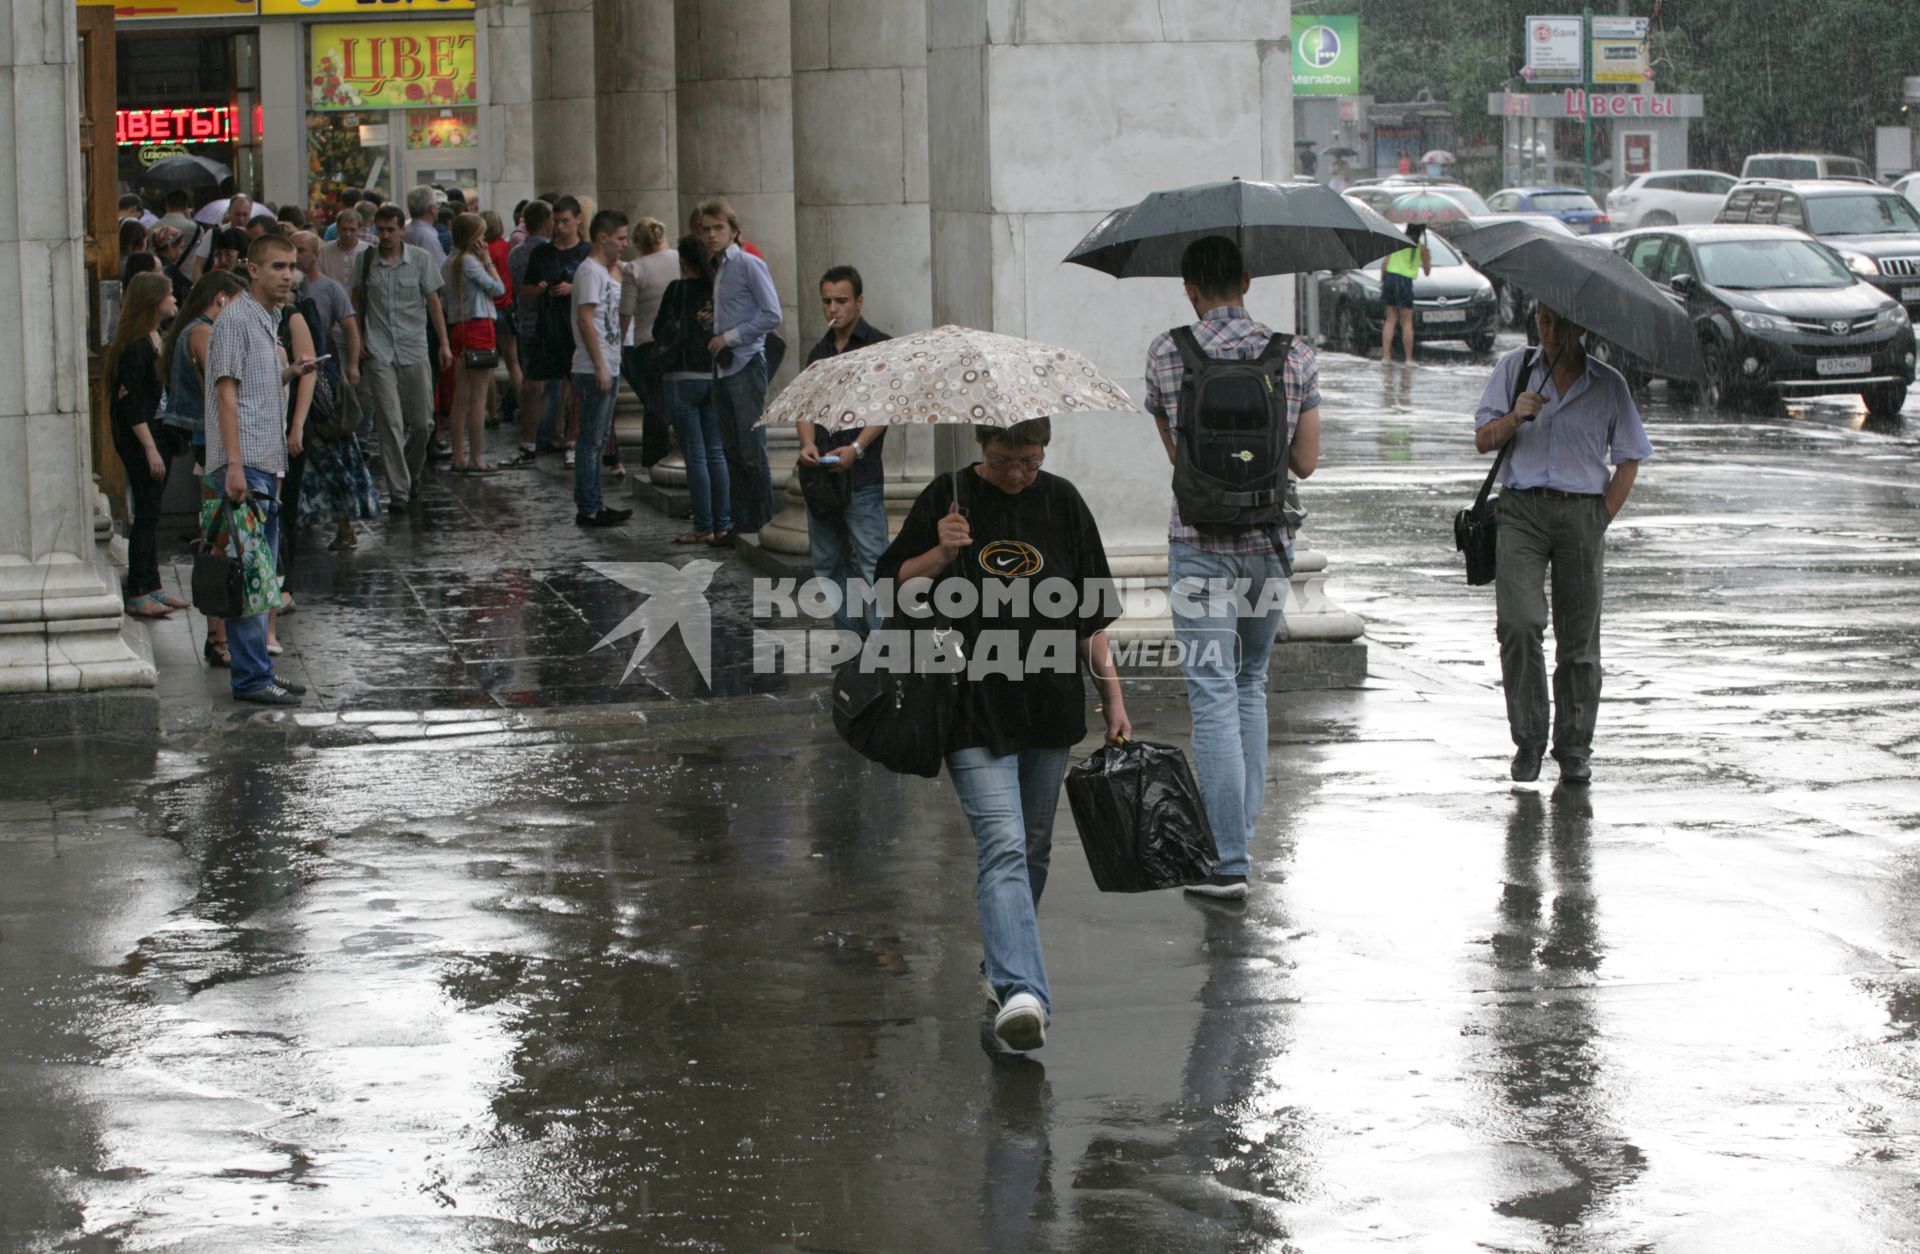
[
  {"left": 594, "top": 0, "right": 677, "bottom": 226},
  {"left": 674, "top": 0, "right": 799, "bottom": 547},
  {"left": 0, "top": 0, "right": 156, "bottom": 718},
  {"left": 924, "top": 1, "right": 1362, "bottom": 659},
  {"left": 772, "top": 0, "right": 935, "bottom": 558},
  {"left": 480, "top": 0, "right": 537, "bottom": 212},
  {"left": 530, "top": 0, "right": 597, "bottom": 197}
]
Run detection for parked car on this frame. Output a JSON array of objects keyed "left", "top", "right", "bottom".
[
  {"left": 1315, "top": 227, "right": 1498, "bottom": 357},
  {"left": 1894, "top": 172, "right": 1920, "bottom": 211},
  {"left": 1486, "top": 186, "right": 1614, "bottom": 234},
  {"left": 1739, "top": 153, "right": 1875, "bottom": 183},
  {"left": 1715, "top": 180, "right": 1920, "bottom": 317},
  {"left": 1434, "top": 213, "right": 1595, "bottom": 326},
  {"left": 1604, "top": 169, "right": 1739, "bottom": 228},
  {"left": 1605, "top": 224, "right": 1914, "bottom": 415},
  {"left": 1348, "top": 176, "right": 1492, "bottom": 215}
]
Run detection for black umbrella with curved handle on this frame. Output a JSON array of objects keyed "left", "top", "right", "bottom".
[
  {"left": 136, "top": 153, "right": 232, "bottom": 194},
  {"left": 1454, "top": 219, "right": 1706, "bottom": 384},
  {"left": 1064, "top": 177, "right": 1411, "bottom": 279}
]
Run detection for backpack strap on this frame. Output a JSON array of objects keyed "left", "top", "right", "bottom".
[
  {"left": 1255, "top": 330, "right": 1293, "bottom": 363},
  {"left": 1170, "top": 325, "right": 1211, "bottom": 376}
]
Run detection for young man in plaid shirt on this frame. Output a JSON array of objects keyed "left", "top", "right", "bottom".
[{"left": 1143, "top": 236, "right": 1322, "bottom": 900}]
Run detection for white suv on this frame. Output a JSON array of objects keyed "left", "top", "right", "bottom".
[
  {"left": 1605, "top": 170, "right": 1737, "bottom": 228},
  {"left": 1739, "top": 153, "right": 1876, "bottom": 183}
]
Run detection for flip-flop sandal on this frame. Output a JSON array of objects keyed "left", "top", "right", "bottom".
[
  {"left": 672, "top": 530, "right": 712, "bottom": 544},
  {"left": 204, "top": 638, "right": 231, "bottom": 668},
  {"left": 126, "top": 597, "right": 172, "bottom": 618}
]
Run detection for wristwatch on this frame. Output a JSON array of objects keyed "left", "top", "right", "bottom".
[{"left": 850, "top": 442, "right": 865, "bottom": 460}]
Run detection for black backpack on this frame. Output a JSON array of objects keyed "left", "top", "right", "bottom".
[{"left": 1168, "top": 326, "right": 1299, "bottom": 550}]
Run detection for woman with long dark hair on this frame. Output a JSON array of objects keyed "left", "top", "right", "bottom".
[
  {"left": 652, "top": 234, "right": 731, "bottom": 545},
  {"left": 105, "top": 272, "right": 180, "bottom": 619}
]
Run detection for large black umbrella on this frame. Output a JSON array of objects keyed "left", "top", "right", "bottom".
[
  {"left": 1454, "top": 220, "right": 1707, "bottom": 383},
  {"left": 1064, "top": 177, "right": 1411, "bottom": 279},
  {"left": 137, "top": 154, "right": 232, "bottom": 194},
  {"left": 1324, "top": 145, "right": 1360, "bottom": 159}
]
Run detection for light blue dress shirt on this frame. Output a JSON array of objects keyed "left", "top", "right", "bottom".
[
  {"left": 711, "top": 243, "right": 782, "bottom": 378},
  {"left": 1474, "top": 346, "right": 1652, "bottom": 494}
]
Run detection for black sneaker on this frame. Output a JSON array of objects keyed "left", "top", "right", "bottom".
[
  {"left": 1511, "top": 746, "right": 1544, "bottom": 782},
  {"left": 1557, "top": 756, "right": 1592, "bottom": 785},
  {"left": 1184, "top": 873, "right": 1249, "bottom": 900},
  {"left": 575, "top": 508, "right": 630, "bottom": 527},
  {"left": 236, "top": 684, "right": 302, "bottom": 707},
  {"left": 270, "top": 675, "right": 307, "bottom": 696},
  {"left": 503, "top": 447, "right": 539, "bottom": 468}
]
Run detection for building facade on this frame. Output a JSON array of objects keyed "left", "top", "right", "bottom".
[{"left": 5, "top": 0, "right": 1364, "bottom": 723}]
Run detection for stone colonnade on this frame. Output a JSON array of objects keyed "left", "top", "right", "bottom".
[{"left": 0, "top": 1, "right": 157, "bottom": 721}]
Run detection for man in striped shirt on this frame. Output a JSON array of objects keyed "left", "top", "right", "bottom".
[
  {"left": 1143, "top": 236, "right": 1322, "bottom": 901},
  {"left": 207, "top": 233, "right": 321, "bottom": 707}
]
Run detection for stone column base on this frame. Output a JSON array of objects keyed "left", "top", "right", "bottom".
[{"left": 0, "top": 546, "right": 160, "bottom": 737}]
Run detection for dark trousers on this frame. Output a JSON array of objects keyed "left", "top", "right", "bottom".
[
  {"left": 1494, "top": 491, "right": 1610, "bottom": 761},
  {"left": 713, "top": 353, "right": 775, "bottom": 534},
  {"left": 280, "top": 449, "right": 307, "bottom": 577},
  {"left": 112, "top": 428, "right": 174, "bottom": 598},
  {"left": 621, "top": 345, "right": 672, "bottom": 468}
]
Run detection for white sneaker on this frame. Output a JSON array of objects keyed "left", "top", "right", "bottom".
[
  {"left": 563, "top": 445, "right": 576, "bottom": 467},
  {"left": 993, "top": 992, "right": 1047, "bottom": 1052}
]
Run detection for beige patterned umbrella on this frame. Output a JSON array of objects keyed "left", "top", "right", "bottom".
[{"left": 756, "top": 323, "right": 1136, "bottom": 431}]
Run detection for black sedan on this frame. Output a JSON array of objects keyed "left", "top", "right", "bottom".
[
  {"left": 1315, "top": 228, "right": 1498, "bottom": 356},
  {"left": 1606, "top": 225, "right": 1915, "bottom": 415}
]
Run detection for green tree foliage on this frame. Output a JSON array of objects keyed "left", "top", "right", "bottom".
[{"left": 1295, "top": 1, "right": 1920, "bottom": 174}]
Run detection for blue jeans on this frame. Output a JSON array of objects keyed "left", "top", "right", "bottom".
[
  {"left": 571, "top": 373, "right": 617, "bottom": 515},
  {"left": 1169, "top": 540, "right": 1288, "bottom": 877},
  {"left": 223, "top": 466, "right": 281, "bottom": 696},
  {"left": 665, "top": 376, "right": 731, "bottom": 533},
  {"left": 808, "top": 482, "right": 888, "bottom": 637},
  {"left": 946, "top": 745, "right": 1072, "bottom": 1015},
  {"left": 713, "top": 354, "right": 775, "bottom": 534}
]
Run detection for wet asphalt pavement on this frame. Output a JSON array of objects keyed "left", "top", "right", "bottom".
[{"left": 4, "top": 337, "right": 1920, "bottom": 1251}]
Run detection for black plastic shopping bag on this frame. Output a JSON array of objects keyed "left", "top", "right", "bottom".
[{"left": 1066, "top": 740, "right": 1219, "bottom": 893}]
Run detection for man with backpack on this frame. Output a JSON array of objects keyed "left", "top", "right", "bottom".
[{"left": 1144, "top": 235, "right": 1321, "bottom": 901}]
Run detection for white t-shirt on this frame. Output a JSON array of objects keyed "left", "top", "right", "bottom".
[{"left": 570, "top": 255, "right": 622, "bottom": 376}]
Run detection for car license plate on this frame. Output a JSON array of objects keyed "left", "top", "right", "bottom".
[
  {"left": 1903, "top": 286, "right": 1920, "bottom": 303},
  {"left": 1422, "top": 309, "right": 1467, "bottom": 324},
  {"left": 1816, "top": 355, "right": 1871, "bottom": 377}
]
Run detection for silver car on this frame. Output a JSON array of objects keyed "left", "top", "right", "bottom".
[{"left": 1605, "top": 170, "right": 1739, "bottom": 229}]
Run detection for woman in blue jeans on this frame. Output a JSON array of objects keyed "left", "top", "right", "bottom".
[
  {"left": 876, "top": 418, "right": 1130, "bottom": 1052},
  {"left": 653, "top": 234, "right": 732, "bottom": 545}
]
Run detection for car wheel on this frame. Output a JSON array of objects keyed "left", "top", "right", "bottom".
[
  {"left": 1702, "top": 340, "right": 1740, "bottom": 411},
  {"left": 1497, "top": 282, "right": 1525, "bottom": 328},
  {"left": 1642, "top": 210, "right": 1677, "bottom": 226},
  {"left": 1588, "top": 338, "right": 1645, "bottom": 392},
  {"left": 1863, "top": 383, "right": 1909, "bottom": 417}
]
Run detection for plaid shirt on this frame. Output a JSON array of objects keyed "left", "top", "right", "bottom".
[
  {"left": 1143, "top": 306, "right": 1321, "bottom": 555},
  {"left": 203, "top": 292, "right": 288, "bottom": 476}
]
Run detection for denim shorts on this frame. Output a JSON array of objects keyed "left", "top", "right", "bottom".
[{"left": 1381, "top": 272, "right": 1415, "bottom": 308}]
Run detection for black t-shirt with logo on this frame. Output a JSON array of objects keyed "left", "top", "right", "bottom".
[
  {"left": 524, "top": 239, "right": 591, "bottom": 378},
  {"left": 876, "top": 465, "right": 1116, "bottom": 755}
]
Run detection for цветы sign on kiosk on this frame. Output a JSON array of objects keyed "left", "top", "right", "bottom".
[{"left": 309, "top": 20, "right": 475, "bottom": 110}]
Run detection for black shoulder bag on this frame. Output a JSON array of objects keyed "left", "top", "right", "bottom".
[
  {"left": 831, "top": 475, "right": 968, "bottom": 778},
  {"left": 191, "top": 498, "right": 248, "bottom": 619},
  {"left": 1453, "top": 348, "right": 1538, "bottom": 586}
]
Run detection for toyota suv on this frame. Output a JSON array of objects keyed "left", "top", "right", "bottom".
[
  {"left": 1608, "top": 224, "right": 1914, "bottom": 415},
  {"left": 1715, "top": 180, "right": 1920, "bottom": 318}
]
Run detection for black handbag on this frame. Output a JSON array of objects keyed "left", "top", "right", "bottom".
[
  {"left": 1454, "top": 348, "right": 1537, "bottom": 586},
  {"left": 797, "top": 458, "right": 853, "bottom": 519},
  {"left": 1067, "top": 740, "right": 1220, "bottom": 892},
  {"left": 831, "top": 478, "right": 968, "bottom": 778},
  {"left": 461, "top": 347, "right": 500, "bottom": 370},
  {"left": 190, "top": 498, "right": 247, "bottom": 619}
]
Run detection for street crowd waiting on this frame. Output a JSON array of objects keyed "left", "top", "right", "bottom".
[{"left": 111, "top": 182, "right": 1647, "bottom": 1054}]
